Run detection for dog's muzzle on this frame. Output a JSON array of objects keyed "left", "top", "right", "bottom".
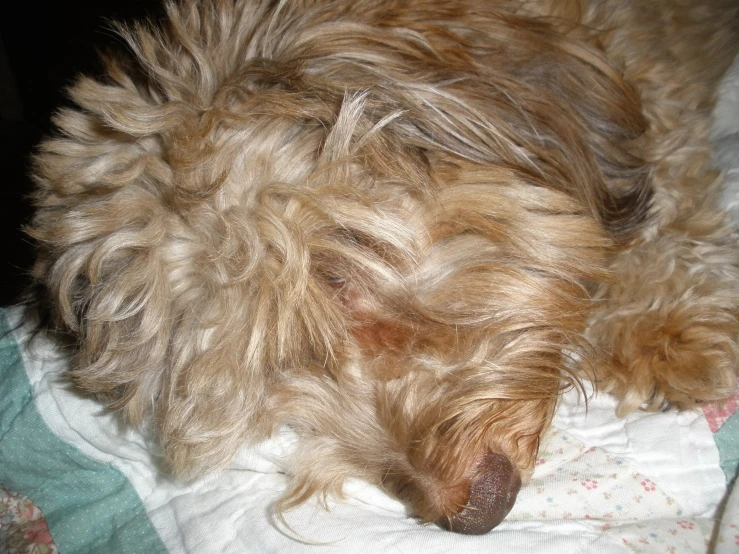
[{"left": 436, "top": 451, "right": 521, "bottom": 534}]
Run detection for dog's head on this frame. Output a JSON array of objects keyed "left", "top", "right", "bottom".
[{"left": 30, "top": 0, "right": 650, "bottom": 533}]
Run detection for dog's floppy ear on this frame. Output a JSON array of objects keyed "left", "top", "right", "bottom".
[
  {"left": 28, "top": 76, "right": 346, "bottom": 478},
  {"left": 25, "top": 2, "right": 323, "bottom": 475}
]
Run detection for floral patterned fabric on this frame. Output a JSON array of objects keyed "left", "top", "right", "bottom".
[
  {"left": 715, "top": 479, "right": 739, "bottom": 553},
  {"left": 520, "top": 427, "right": 720, "bottom": 553},
  {"left": 0, "top": 484, "right": 58, "bottom": 554}
]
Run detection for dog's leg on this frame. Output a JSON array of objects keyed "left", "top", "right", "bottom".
[
  {"left": 582, "top": 0, "right": 739, "bottom": 415},
  {"left": 587, "top": 216, "right": 739, "bottom": 414},
  {"left": 588, "top": 119, "right": 739, "bottom": 415}
]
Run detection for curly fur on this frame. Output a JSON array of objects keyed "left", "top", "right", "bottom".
[{"left": 28, "top": 0, "right": 739, "bottom": 533}]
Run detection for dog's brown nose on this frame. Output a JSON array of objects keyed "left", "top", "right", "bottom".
[{"left": 436, "top": 451, "right": 521, "bottom": 534}]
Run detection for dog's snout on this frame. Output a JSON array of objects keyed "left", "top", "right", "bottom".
[{"left": 436, "top": 451, "right": 520, "bottom": 534}]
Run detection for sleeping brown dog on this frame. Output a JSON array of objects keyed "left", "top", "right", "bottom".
[{"left": 29, "top": 0, "right": 739, "bottom": 534}]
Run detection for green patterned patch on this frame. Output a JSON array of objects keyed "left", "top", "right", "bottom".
[
  {"left": 715, "top": 410, "right": 739, "bottom": 486},
  {"left": 0, "top": 309, "right": 167, "bottom": 554}
]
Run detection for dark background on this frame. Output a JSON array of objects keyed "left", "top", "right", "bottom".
[{"left": 0, "top": 0, "right": 165, "bottom": 306}]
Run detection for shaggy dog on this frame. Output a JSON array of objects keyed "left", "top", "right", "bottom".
[{"left": 29, "top": 0, "right": 739, "bottom": 534}]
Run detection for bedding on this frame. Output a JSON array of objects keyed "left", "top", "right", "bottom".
[{"left": 2, "top": 55, "right": 739, "bottom": 554}]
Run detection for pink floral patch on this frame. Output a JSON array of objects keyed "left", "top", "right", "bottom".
[
  {"left": 0, "top": 484, "right": 58, "bottom": 554},
  {"left": 677, "top": 520, "right": 696, "bottom": 531},
  {"left": 581, "top": 479, "right": 598, "bottom": 491},
  {"left": 640, "top": 479, "right": 657, "bottom": 492}
]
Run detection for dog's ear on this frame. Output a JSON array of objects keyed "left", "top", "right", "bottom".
[
  {"left": 24, "top": 6, "right": 325, "bottom": 476},
  {"left": 28, "top": 73, "right": 349, "bottom": 476}
]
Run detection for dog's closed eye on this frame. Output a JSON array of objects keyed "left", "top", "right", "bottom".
[{"left": 325, "top": 276, "right": 346, "bottom": 287}]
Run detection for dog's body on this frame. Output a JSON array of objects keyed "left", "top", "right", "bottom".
[{"left": 29, "top": 0, "right": 739, "bottom": 534}]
